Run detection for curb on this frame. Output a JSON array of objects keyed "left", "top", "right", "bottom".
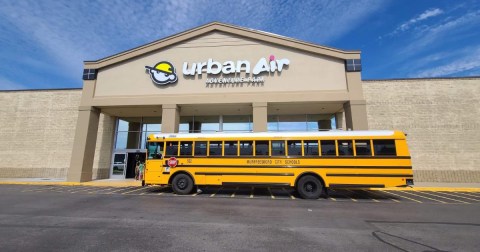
[
  {"left": 0, "top": 181, "right": 142, "bottom": 187},
  {"left": 371, "top": 187, "right": 480, "bottom": 193}
]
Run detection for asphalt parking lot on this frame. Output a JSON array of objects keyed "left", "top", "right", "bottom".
[
  {"left": 15, "top": 184, "right": 480, "bottom": 204},
  {"left": 1, "top": 184, "right": 479, "bottom": 251}
]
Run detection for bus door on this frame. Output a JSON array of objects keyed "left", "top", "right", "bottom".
[{"left": 145, "top": 142, "right": 165, "bottom": 184}]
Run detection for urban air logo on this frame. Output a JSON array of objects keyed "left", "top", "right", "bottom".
[{"left": 145, "top": 61, "right": 178, "bottom": 85}]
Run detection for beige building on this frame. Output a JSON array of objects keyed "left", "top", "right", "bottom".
[{"left": 0, "top": 22, "right": 478, "bottom": 182}]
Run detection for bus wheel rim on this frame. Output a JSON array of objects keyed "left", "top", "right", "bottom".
[
  {"left": 178, "top": 178, "right": 187, "bottom": 189},
  {"left": 305, "top": 182, "right": 316, "bottom": 193}
]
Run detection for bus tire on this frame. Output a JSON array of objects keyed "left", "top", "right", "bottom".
[
  {"left": 172, "top": 173, "right": 194, "bottom": 195},
  {"left": 297, "top": 175, "right": 323, "bottom": 199}
]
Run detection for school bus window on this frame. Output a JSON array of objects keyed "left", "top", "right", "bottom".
[
  {"left": 194, "top": 141, "right": 207, "bottom": 156},
  {"left": 304, "top": 140, "right": 319, "bottom": 156},
  {"left": 287, "top": 140, "right": 302, "bottom": 156},
  {"left": 209, "top": 141, "right": 222, "bottom": 156},
  {"left": 355, "top": 140, "right": 372, "bottom": 156},
  {"left": 147, "top": 142, "right": 164, "bottom": 159},
  {"left": 255, "top": 141, "right": 269, "bottom": 156},
  {"left": 338, "top": 140, "right": 353, "bottom": 156},
  {"left": 320, "top": 140, "right": 336, "bottom": 156},
  {"left": 179, "top": 141, "right": 193, "bottom": 156},
  {"left": 271, "top": 140, "right": 285, "bottom": 156},
  {"left": 373, "top": 140, "right": 397, "bottom": 156},
  {"left": 240, "top": 141, "right": 253, "bottom": 156},
  {"left": 224, "top": 141, "right": 238, "bottom": 156},
  {"left": 165, "top": 141, "right": 178, "bottom": 156}
]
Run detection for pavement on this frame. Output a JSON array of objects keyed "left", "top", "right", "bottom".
[{"left": 0, "top": 178, "right": 479, "bottom": 192}]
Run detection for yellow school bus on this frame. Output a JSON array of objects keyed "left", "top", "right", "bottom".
[{"left": 144, "top": 130, "right": 413, "bottom": 199}]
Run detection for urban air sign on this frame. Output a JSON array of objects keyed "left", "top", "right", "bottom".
[{"left": 145, "top": 55, "right": 290, "bottom": 86}]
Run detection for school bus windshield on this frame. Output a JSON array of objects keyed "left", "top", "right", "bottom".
[{"left": 147, "top": 142, "right": 164, "bottom": 159}]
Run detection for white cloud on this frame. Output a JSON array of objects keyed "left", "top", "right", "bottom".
[
  {"left": 409, "top": 47, "right": 480, "bottom": 77},
  {"left": 0, "top": 0, "right": 386, "bottom": 88},
  {"left": 387, "top": 8, "right": 443, "bottom": 37},
  {"left": 398, "top": 10, "right": 480, "bottom": 56}
]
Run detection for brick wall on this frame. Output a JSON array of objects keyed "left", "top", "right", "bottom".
[
  {"left": 0, "top": 89, "right": 114, "bottom": 179},
  {"left": 2, "top": 77, "right": 479, "bottom": 183},
  {"left": 363, "top": 77, "right": 480, "bottom": 182}
]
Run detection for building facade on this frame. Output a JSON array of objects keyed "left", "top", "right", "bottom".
[{"left": 0, "top": 23, "right": 478, "bottom": 182}]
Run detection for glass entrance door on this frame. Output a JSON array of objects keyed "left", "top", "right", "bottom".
[{"left": 111, "top": 152, "right": 127, "bottom": 179}]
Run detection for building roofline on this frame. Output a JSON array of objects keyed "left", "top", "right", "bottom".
[
  {"left": 84, "top": 21, "right": 360, "bottom": 69},
  {"left": 363, "top": 76, "right": 480, "bottom": 82},
  {"left": 0, "top": 87, "right": 82, "bottom": 92}
]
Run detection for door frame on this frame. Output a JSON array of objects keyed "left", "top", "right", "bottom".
[
  {"left": 110, "top": 151, "right": 127, "bottom": 179},
  {"left": 110, "top": 149, "right": 147, "bottom": 179}
]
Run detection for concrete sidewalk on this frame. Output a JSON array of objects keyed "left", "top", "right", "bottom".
[
  {"left": 0, "top": 178, "right": 479, "bottom": 192},
  {"left": 0, "top": 178, "right": 142, "bottom": 187}
]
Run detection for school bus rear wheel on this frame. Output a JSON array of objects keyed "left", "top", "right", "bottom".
[
  {"left": 297, "top": 175, "right": 323, "bottom": 199},
  {"left": 172, "top": 173, "right": 194, "bottom": 195}
]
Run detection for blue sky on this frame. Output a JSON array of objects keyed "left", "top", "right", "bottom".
[{"left": 0, "top": 0, "right": 479, "bottom": 90}]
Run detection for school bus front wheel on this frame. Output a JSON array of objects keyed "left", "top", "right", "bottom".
[{"left": 171, "top": 173, "right": 194, "bottom": 195}]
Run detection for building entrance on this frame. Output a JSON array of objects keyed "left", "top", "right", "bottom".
[{"left": 110, "top": 150, "right": 146, "bottom": 179}]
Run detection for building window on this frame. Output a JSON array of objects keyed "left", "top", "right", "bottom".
[
  {"left": 82, "top": 69, "right": 97, "bottom": 80},
  {"left": 345, "top": 59, "right": 362, "bottom": 72},
  {"left": 180, "top": 115, "right": 252, "bottom": 133},
  {"left": 268, "top": 114, "right": 334, "bottom": 131},
  {"left": 114, "top": 117, "right": 161, "bottom": 150}
]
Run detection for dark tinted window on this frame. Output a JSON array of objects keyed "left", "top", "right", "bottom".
[
  {"left": 287, "top": 140, "right": 302, "bottom": 156},
  {"left": 321, "top": 140, "right": 336, "bottom": 156},
  {"left": 255, "top": 141, "right": 269, "bottom": 156},
  {"left": 355, "top": 140, "right": 371, "bottom": 156},
  {"left": 373, "top": 140, "right": 396, "bottom": 156},
  {"left": 209, "top": 141, "right": 222, "bottom": 156},
  {"left": 271, "top": 141, "right": 285, "bottom": 156},
  {"left": 304, "top": 140, "right": 319, "bottom": 156},
  {"left": 240, "top": 141, "right": 253, "bottom": 156},
  {"left": 194, "top": 141, "right": 207, "bottom": 156},
  {"left": 165, "top": 141, "right": 178, "bottom": 156},
  {"left": 338, "top": 140, "right": 353, "bottom": 156},
  {"left": 179, "top": 141, "right": 193, "bottom": 156},
  {"left": 224, "top": 141, "right": 238, "bottom": 156}
]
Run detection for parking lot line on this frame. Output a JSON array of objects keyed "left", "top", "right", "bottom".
[
  {"left": 90, "top": 187, "right": 116, "bottom": 194},
  {"left": 282, "top": 188, "right": 295, "bottom": 200},
  {"left": 400, "top": 191, "right": 446, "bottom": 203},
  {"left": 210, "top": 187, "right": 222, "bottom": 197},
  {"left": 250, "top": 187, "right": 254, "bottom": 198},
  {"left": 106, "top": 187, "right": 135, "bottom": 194},
  {"left": 267, "top": 187, "right": 275, "bottom": 199},
  {"left": 416, "top": 191, "right": 470, "bottom": 204},
  {"left": 365, "top": 189, "right": 400, "bottom": 203},
  {"left": 230, "top": 187, "right": 238, "bottom": 198},
  {"left": 437, "top": 191, "right": 480, "bottom": 202},
  {"left": 368, "top": 190, "right": 400, "bottom": 203},
  {"left": 379, "top": 190, "right": 423, "bottom": 203},
  {"left": 455, "top": 192, "right": 480, "bottom": 199},
  {"left": 70, "top": 187, "right": 101, "bottom": 194},
  {"left": 121, "top": 187, "right": 148, "bottom": 195},
  {"left": 22, "top": 186, "right": 57, "bottom": 193},
  {"left": 355, "top": 190, "right": 380, "bottom": 202},
  {"left": 345, "top": 189, "right": 359, "bottom": 202}
]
